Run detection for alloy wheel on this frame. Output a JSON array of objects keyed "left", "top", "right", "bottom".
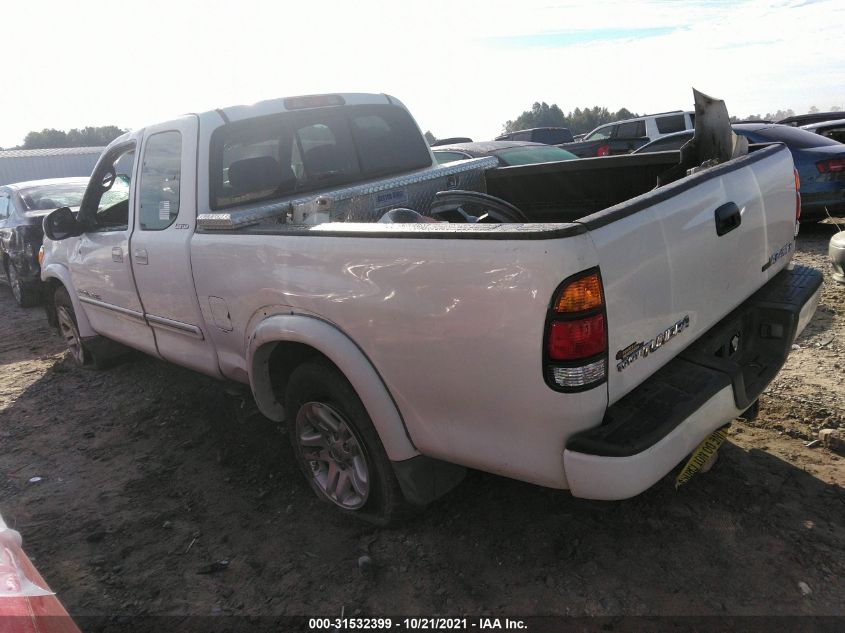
[
  {"left": 295, "top": 401, "right": 370, "bottom": 510},
  {"left": 57, "top": 305, "right": 85, "bottom": 365}
]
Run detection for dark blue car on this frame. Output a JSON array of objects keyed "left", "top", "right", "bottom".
[{"left": 635, "top": 124, "right": 845, "bottom": 220}]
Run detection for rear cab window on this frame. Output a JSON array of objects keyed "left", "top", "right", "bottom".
[{"left": 210, "top": 104, "right": 433, "bottom": 210}]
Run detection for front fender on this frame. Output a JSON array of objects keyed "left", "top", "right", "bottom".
[
  {"left": 41, "top": 262, "right": 97, "bottom": 338},
  {"left": 247, "top": 314, "right": 418, "bottom": 462}
]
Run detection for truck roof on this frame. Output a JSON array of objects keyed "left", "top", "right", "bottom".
[
  {"left": 111, "top": 93, "right": 407, "bottom": 146},
  {"left": 216, "top": 93, "right": 400, "bottom": 123}
]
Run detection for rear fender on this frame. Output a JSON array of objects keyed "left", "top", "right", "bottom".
[{"left": 247, "top": 314, "right": 418, "bottom": 462}]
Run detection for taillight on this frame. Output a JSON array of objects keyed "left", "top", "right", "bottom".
[
  {"left": 597, "top": 144, "right": 611, "bottom": 157},
  {"left": 544, "top": 269, "right": 607, "bottom": 391},
  {"left": 548, "top": 316, "right": 606, "bottom": 360},
  {"left": 816, "top": 158, "right": 845, "bottom": 173}
]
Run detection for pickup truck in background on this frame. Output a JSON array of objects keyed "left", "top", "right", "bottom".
[{"left": 39, "top": 90, "right": 821, "bottom": 524}]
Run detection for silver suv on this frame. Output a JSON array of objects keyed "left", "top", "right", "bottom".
[{"left": 582, "top": 110, "right": 695, "bottom": 143}]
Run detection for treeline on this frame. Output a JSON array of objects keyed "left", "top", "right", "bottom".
[
  {"left": 502, "top": 102, "right": 845, "bottom": 135},
  {"left": 503, "top": 102, "right": 639, "bottom": 135},
  {"left": 17, "top": 126, "right": 128, "bottom": 150},
  {"left": 731, "top": 105, "right": 841, "bottom": 122}
]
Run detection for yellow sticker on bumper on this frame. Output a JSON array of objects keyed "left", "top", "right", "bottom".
[{"left": 675, "top": 426, "right": 729, "bottom": 489}]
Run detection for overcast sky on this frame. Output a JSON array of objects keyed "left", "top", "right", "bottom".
[{"left": 2, "top": 0, "right": 843, "bottom": 148}]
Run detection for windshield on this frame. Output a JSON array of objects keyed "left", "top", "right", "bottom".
[
  {"left": 583, "top": 125, "right": 612, "bottom": 141},
  {"left": 736, "top": 125, "right": 841, "bottom": 149},
  {"left": 496, "top": 145, "right": 578, "bottom": 165},
  {"left": 19, "top": 182, "right": 87, "bottom": 211}
]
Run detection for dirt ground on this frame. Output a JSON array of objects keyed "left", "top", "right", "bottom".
[{"left": 1, "top": 221, "right": 843, "bottom": 627}]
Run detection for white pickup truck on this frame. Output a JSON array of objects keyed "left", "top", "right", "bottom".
[{"left": 39, "top": 90, "right": 821, "bottom": 523}]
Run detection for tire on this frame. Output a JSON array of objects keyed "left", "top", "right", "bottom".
[
  {"left": 53, "top": 286, "right": 114, "bottom": 369},
  {"left": 7, "top": 261, "right": 40, "bottom": 308},
  {"left": 284, "top": 360, "right": 411, "bottom": 525}
]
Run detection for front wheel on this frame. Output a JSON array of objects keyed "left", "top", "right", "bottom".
[
  {"left": 284, "top": 360, "right": 411, "bottom": 525},
  {"left": 53, "top": 286, "right": 120, "bottom": 370}
]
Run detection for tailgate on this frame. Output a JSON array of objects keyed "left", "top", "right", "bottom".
[{"left": 583, "top": 143, "right": 798, "bottom": 404}]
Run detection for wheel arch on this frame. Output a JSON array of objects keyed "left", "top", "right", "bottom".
[
  {"left": 247, "top": 314, "right": 419, "bottom": 462},
  {"left": 41, "top": 264, "right": 96, "bottom": 337}
]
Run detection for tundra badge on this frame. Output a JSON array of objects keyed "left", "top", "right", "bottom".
[{"left": 616, "top": 315, "right": 690, "bottom": 372}]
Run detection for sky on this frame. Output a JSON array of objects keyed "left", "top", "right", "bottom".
[{"left": 2, "top": 0, "right": 844, "bottom": 148}]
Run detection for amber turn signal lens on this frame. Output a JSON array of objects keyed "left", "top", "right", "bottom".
[
  {"left": 38, "top": 246, "right": 45, "bottom": 267},
  {"left": 555, "top": 273, "right": 603, "bottom": 313}
]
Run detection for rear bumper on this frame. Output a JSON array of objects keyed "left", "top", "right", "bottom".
[
  {"left": 564, "top": 386, "right": 740, "bottom": 500},
  {"left": 800, "top": 188, "right": 845, "bottom": 219},
  {"left": 563, "top": 264, "right": 822, "bottom": 500}
]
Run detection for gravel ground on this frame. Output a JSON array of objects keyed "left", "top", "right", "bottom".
[{"left": 0, "top": 220, "right": 843, "bottom": 628}]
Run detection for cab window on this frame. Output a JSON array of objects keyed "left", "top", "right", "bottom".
[
  {"left": 138, "top": 131, "right": 182, "bottom": 230},
  {"left": 81, "top": 146, "right": 136, "bottom": 230}
]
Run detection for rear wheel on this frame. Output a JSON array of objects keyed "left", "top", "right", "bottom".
[
  {"left": 7, "top": 261, "right": 40, "bottom": 308},
  {"left": 284, "top": 360, "right": 411, "bottom": 525}
]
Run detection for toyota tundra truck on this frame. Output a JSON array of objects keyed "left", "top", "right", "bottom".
[{"left": 38, "top": 89, "right": 821, "bottom": 523}]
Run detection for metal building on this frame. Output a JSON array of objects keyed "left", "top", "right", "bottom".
[{"left": 0, "top": 147, "right": 103, "bottom": 186}]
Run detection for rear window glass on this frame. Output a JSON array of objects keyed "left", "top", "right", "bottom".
[
  {"left": 496, "top": 146, "right": 578, "bottom": 165},
  {"left": 433, "top": 151, "right": 471, "bottom": 164},
  {"left": 531, "top": 128, "right": 574, "bottom": 144},
  {"left": 616, "top": 120, "right": 646, "bottom": 138},
  {"left": 656, "top": 114, "right": 686, "bottom": 134},
  {"left": 737, "top": 125, "right": 841, "bottom": 149},
  {"left": 210, "top": 104, "right": 432, "bottom": 210}
]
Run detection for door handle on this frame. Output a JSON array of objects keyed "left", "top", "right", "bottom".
[
  {"left": 134, "top": 249, "right": 148, "bottom": 265},
  {"left": 111, "top": 247, "right": 123, "bottom": 263},
  {"left": 714, "top": 202, "right": 741, "bottom": 236}
]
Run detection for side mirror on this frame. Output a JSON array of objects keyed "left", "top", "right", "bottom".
[{"left": 43, "top": 207, "right": 84, "bottom": 241}]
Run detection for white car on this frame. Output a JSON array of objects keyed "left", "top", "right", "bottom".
[{"left": 39, "top": 90, "right": 819, "bottom": 523}]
